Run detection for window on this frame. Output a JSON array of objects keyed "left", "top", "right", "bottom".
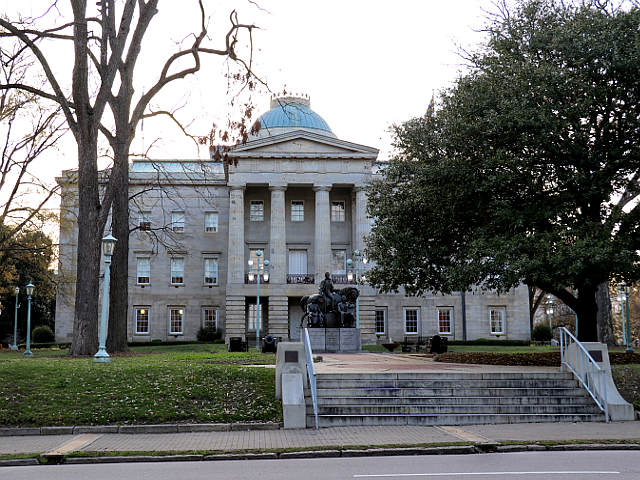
[
  {"left": 137, "top": 257, "right": 150, "bottom": 284},
  {"left": 202, "top": 308, "right": 217, "bottom": 329},
  {"left": 404, "top": 308, "right": 420, "bottom": 334},
  {"left": 204, "top": 258, "right": 218, "bottom": 285},
  {"left": 332, "top": 250, "right": 346, "bottom": 274},
  {"left": 139, "top": 211, "right": 151, "bottom": 231},
  {"left": 247, "top": 302, "right": 264, "bottom": 332},
  {"left": 171, "top": 258, "right": 184, "bottom": 284},
  {"left": 171, "top": 211, "right": 185, "bottom": 232},
  {"left": 169, "top": 308, "right": 184, "bottom": 334},
  {"left": 438, "top": 308, "right": 453, "bottom": 335},
  {"left": 204, "top": 212, "right": 218, "bottom": 233},
  {"left": 490, "top": 307, "right": 506, "bottom": 335},
  {"left": 375, "top": 309, "right": 386, "bottom": 335},
  {"left": 331, "top": 201, "right": 345, "bottom": 222},
  {"left": 289, "top": 250, "right": 307, "bottom": 274},
  {"left": 135, "top": 308, "right": 150, "bottom": 334},
  {"left": 291, "top": 200, "right": 304, "bottom": 221},
  {"left": 250, "top": 200, "right": 264, "bottom": 221}
]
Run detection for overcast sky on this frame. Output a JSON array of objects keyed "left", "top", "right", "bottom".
[{"left": 5, "top": 0, "right": 491, "bottom": 175}]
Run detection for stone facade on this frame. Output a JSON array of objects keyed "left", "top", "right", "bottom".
[{"left": 54, "top": 95, "right": 531, "bottom": 345}]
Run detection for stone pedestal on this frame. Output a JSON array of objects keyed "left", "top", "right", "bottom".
[{"left": 306, "top": 328, "right": 361, "bottom": 352}]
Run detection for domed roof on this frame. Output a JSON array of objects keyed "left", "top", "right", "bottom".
[{"left": 254, "top": 94, "right": 336, "bottom": 138}]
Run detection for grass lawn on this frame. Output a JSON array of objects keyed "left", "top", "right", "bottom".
[{"left": 0, "top": 345, "right": 280, "bottom": 428}]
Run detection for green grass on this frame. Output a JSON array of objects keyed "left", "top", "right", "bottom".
[
  {"left": 611, "top": 364, "right": 640, "bottom": 410},
  {"left": 0, "top": 346, "right": 280, "bottom": 427}
]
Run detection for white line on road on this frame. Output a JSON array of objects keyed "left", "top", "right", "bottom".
[{"left": 354, "top": 471, "right": 620, "bottom": 477}]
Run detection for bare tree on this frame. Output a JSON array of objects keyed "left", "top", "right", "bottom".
[{"left": 0, "top": 1, "right": 257, "bottom": 355}]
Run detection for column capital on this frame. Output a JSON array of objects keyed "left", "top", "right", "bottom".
[
  {"left": 269, "top": 183, "right": 287, "bottom": 192},
  {"left": 352, "top": 185, "right": 365, "bottom": 193},
  {"left": 229, "top": 185, "right": 246, "bottom": 192},
  {"left": 313, "top": 184, "right": 332, "bottom": 192}
]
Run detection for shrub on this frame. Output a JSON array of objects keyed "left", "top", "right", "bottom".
[
  {"left": 531, "top": 324, "right": 553, "bottom": 342},
  {"left": 197, "top": 327, "right": 223, "bottom": 342},
  {"left": 31, "top": 325, "right": 54, "bottom": 343},
  {"left": 213, "top": 339, "right": 225, "bottom": 344}
]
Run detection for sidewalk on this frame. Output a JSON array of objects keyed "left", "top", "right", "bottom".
[{"left": 1, "top": 352, "right": 638, "bottom": 466}]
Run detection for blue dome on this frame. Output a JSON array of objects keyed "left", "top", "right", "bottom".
[{"left": 254, "top": 95, "right": 335, "bottom": 138}]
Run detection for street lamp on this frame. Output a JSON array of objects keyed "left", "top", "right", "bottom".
[
  {"left": 11, "top": 286, "right": 19, "bottom": 350},
  {"left": 248, "top": 250, "right": 270, "bottom": 350},
  {"left": 95, "top": 234, "right": 117, "bottom": 363},
  {"left": 546, "top": 295, "right": 554, "bottom": 335},
  {"left": 621, "top": 284, "right": 634, "bottom": 354},
  {"left": 347, "top": 250, "right": 367, "bottom": 329},
  {"left": 23, "top": 283, "right": 34, "bottom": 358}
]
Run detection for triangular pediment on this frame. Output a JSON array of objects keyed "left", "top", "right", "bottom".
[{"left": 232, "top": 130, "right": 379, "bottom": 159}]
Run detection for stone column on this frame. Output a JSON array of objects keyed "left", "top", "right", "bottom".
[
  {"left": 269, "top": 184, "right": 287, "bottom": 284},
  {"left": 354, "top": 186, "right": 370, "bottom": 254},
  {"left": 314, "top": 185, "right": 332, "bottom": 282},
  {"left": 227, "top": 186, "right": 246, "bottom": 284}
]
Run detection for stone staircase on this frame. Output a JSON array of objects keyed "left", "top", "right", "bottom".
[{"left": 306, "top": 372, "right": 605, "bottom": 427}]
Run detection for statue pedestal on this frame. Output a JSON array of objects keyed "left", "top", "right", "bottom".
[{"left": 307, "top": 328, "right": 361, "bottom": 352}]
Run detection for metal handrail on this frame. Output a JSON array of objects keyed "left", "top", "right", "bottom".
[
  {"left": 559, "top": 327, "right": 609, "bottom": 422},
  {"left": 303, "top": 328, "right": 319, "bottom": 429}
]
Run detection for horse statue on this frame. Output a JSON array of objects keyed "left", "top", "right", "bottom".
[{"left": 300, "top": 273, "right": 359, "bottom": 328}]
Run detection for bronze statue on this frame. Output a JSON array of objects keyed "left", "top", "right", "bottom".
[{"left": 301, "top": 274, "right": 359, "bottom": 328}]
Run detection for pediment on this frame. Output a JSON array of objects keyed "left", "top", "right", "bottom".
[{"left": 232, "top": 130, "right": 379, "bottom": 159}]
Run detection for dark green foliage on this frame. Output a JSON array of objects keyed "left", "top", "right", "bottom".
[
  {"left": 196, "top": 327, "right": 223, "bottom": 342},
  {"left": 531, "top": 324, "right": 553, "bottom": 342},
  {"left": 447, "top": 339, "right": 531, "bottom": 346},
  {"left": 366, "top": 0, "right": 640, "bottom": 342},
  {"left": 31, "top": 326, "right": 54, "bottom": 343}
]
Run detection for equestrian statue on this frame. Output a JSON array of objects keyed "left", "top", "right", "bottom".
[{"left": 300, "top": 272, "right": 359, "bottom": 328}]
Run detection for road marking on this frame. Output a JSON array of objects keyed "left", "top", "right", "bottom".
[
  {"left": 437, "top": 426, "right": 495, "bottom": 444},
  {"left": 354, "top": 471, "right": 619, "bottom": 477}
]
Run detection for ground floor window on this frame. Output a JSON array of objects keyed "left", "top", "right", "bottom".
[
  {"left": 404, "top": 308, "right": 420, "bottom": 334},
  {"left": 438, "top": 307, "right": 453, "bottom": 335},
  {"left": 246, "top": 302, "right": 266, "bottom": 332},
  {"left": 202, "top": 307, "right": 217, "bottom": 329},
  {"left": 135, "top": 307, "right": 150, "bottom": 334},
  {"left": 169, "top": 307, "right": 184, "bottom": 334},
  {"left": 490, "top": 307, "right": 506, "bottom": 335},
  {"left": 375, "top": 309, "right": 386, "bottom": 335}
]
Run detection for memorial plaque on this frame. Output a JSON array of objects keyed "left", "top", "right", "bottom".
[
  {"left": 588, "top": 350, "right": 603, "bottom": 362},
  {"left": 325, "top": 328, "right": 341, "bottom": 350},
  {"left": 284, "top": 351, "right": 298, "bottom": 363},
  {"left": 340, "top": 328, "right": 359, "bottom": 351},
  {"left": 307, "top": 328, "right": 326, "bottom": 351}
]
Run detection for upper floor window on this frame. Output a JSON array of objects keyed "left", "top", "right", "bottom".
[
  {"left": 171, "top": 211, "right": 185, "bottom": 233},
  {"left": 331, "top": 201, "right": 345, "bottom": 222},
  {"left": 204, "top": 258, "right": 218, "bottom": 285},
  {"left": 490, "top": 307, "right": 506, "bottom": 335},
  {"left": 438, "top": 307, "right": 453, "bottom": 335},
  {"left": 171, "top": 257, "right": 184, "bottom": 285},
  {"left": 250, "top": 200, "right": 264, "bottom": 221},
  {"left": 332, "top": 249, "right": 346, "bottom": 274},
  {"left": 204, "top": 212, "right": 218, "bottom": 233},
  {"left": 291, "top": 201, "right": 304, "bottom": 221},
  {"left": 137, "top": 257, "right": 150, "bottom": 284},
  {"left": 139, "top": 211, "right": 151, "bottom": 231}
]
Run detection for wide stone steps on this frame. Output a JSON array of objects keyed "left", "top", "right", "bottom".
[{"left": 306, "top": 372, "right": 605, "bottom": 427}]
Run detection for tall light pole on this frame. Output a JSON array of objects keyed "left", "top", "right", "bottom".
[
  {"left": 347, "top": 250, "right": 367, "bottom": 329},
  {"left": 11, "top": 286, "right": 19, "bottom": 350},
  {"left": 248, "top": 250, "right": 269, "bottom": 350},
  {"left": 95, "top": 234, "right": 117, "bottom": 363},
  {"left": 546, "top": 295, "right": 554, "bottom": 341},
  {"left": 23, "top": 283, "right": 34, "bottom": 358},
  {"left": 622, "top": 284, "right": 634, "bottom": 354}
]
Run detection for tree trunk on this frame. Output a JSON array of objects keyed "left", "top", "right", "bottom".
[
  {"left": 106, "top": 141, "right": 130, "bottom": 353},
  {"left": 596, "top": 281, "right": 617, "bottom": 346},
  {"left": 576, "top": 285, "right": 599, "bottom": 342}
]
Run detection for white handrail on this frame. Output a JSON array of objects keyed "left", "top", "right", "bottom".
[
  {"left": 303, "top": 328, "right": 319, "bottom": 429},
  {"left": 559, "top": 327, "right": 609, "bottom": 422}
]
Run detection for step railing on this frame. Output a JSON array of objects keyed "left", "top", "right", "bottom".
[
  {"left": 559, "top": 327, "right": 609, "bottom": 422},
  {"left": 302, "top": 328, "right": 318, "bottom": 429}
]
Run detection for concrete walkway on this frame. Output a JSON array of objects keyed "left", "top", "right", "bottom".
[{"left": 1, "top": 352, "right": 638, "bottom": 465}]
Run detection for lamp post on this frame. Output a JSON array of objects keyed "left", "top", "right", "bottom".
[
  {"left": 94, "top": 234, "right": 117, "bottom": 363},
  {"left": 545, "top": 295, "right": 554, "bottom": 339},
  {"left": 23, "top": 283, "right": 34, "bottom": 358},
  {"left": 622, "top": 284, "right": 634, "bottom": 354},
  {"left": 347, "top": 250, "right": 367, "bottom": 329},
  {"left": 248, "top": 250, "right": 269, "bottom": 350},
  {"left": 11, "top": 286, "right": 19, "bottom": 350}
]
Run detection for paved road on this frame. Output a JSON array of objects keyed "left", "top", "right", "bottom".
[{"left": 2, "top": 451, "right": 640, "bottom": 479}]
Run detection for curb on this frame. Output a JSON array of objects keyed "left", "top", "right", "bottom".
[{"left": 0, "top": 423, "right": 282, "bottom": 437}]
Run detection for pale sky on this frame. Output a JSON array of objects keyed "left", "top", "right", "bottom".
[{"left": 5, "top": 0, "right": 490, "bottom": 177}]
